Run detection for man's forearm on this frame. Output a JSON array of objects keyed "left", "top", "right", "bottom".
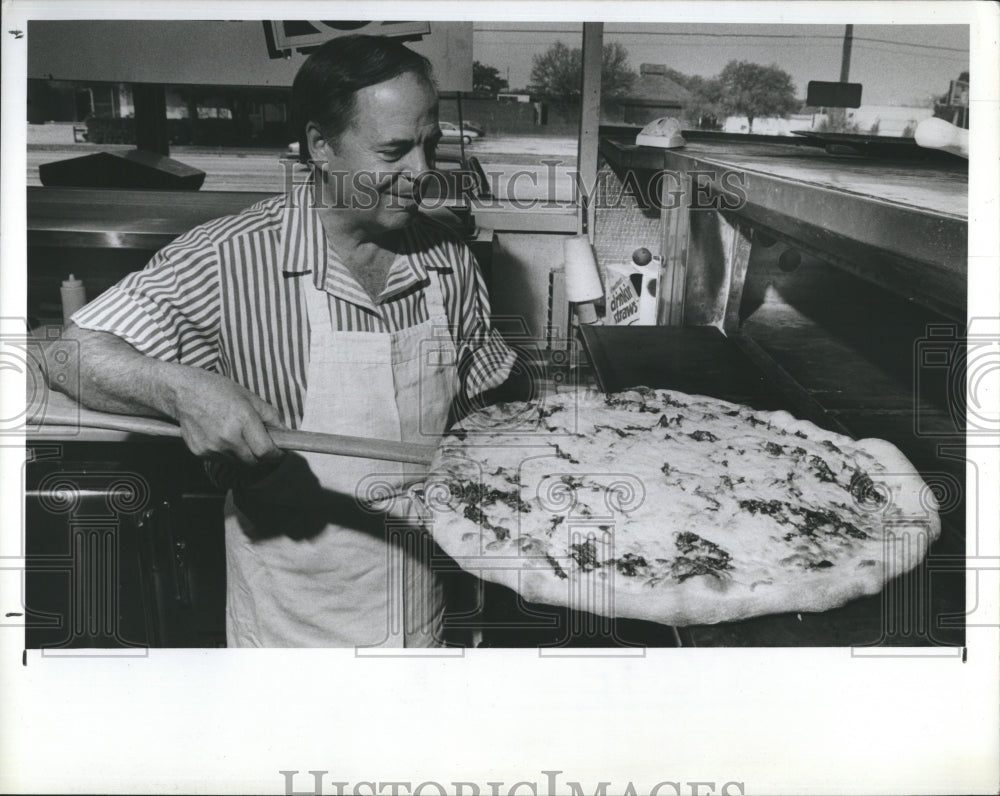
[
  {"left": 44, "top": 323, "right": 286, "bottom": 466},
  {"left": 44, "top": 323, "right": 183, "bottom": 419}
]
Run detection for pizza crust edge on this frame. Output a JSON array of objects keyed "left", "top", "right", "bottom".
[{"left": 418, "top": 392, "right": 942, "bottom": 628}]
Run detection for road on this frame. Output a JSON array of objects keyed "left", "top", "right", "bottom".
[{"left": 26, "top": 135, "right": 578, "bottom": 200}]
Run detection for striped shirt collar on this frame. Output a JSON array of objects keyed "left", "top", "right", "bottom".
[{"left": 279, "top": 180, "right": 429, "bottom": 311}]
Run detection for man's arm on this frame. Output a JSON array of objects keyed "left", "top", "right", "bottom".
[
  {"left": 449, "top": 239, "right": 518, "bottom": 399},
  {"left": 45, "top": 323, "right": 284, "bottom": 467}
]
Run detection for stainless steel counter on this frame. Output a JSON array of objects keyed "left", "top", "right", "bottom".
[{"left": 600, "top": 136, "right": 967, "bottom": 320}]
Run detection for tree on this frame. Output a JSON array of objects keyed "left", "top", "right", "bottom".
[
  {"left": 472, "top": 61, "right": 508, "bottom": 95},
  {"left": 530, "top": 41, "right": 583, "bottom": 101},
  {"left": 600, "top": 42, "right": 636, "bottom": 99},
  {"left": 530, "top": 40, "right": 637, "bottom": 112},
  {"left": 716, "top": 60, "right": 798, "bottom": 133},
  {"left": 670, "top": 72, "right": 725, "bottom": 129}
]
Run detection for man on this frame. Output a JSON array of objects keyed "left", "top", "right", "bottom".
[{"left": 44, "top": 36, "right": 516, "bottom": 647}]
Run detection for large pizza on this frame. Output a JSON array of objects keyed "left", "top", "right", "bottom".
[{"left": 413, "top": 386, "right": 940, "bottom": 626}]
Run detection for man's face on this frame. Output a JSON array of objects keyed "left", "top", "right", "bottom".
[{"left": 317, "top": 71, "right": 441, "bottom": 233}]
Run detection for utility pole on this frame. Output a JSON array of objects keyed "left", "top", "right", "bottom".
[
  {"left": 840, "top": 24, "right": 854, "bottom": 82},
  {"left": 828, "top": 23, "right": 855, "bottom": 131}
]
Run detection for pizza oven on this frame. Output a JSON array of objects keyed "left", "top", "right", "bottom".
[{"left": 473, "top": 130, "right": 968, "bottom": 649}]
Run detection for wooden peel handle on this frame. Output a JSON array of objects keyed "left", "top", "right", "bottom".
[
  {"left": 35, "top": 401, "right": 437, "bottom": 465},
  {"left": 268, "top": 428, "right": 436, "bottom": 465}
]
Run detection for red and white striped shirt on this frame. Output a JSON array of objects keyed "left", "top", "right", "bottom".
[{"left": 72, "top": 182, "right": 516, "bottom": 429}]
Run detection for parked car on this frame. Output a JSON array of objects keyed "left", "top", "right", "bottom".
[
  {"left": 439, "top": 121, "right": 478, "bottom": 144},
  {"left": 461, "top": 120, "right": 485, "bottom": 137}
]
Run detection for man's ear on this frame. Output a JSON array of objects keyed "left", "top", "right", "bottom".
[{"left": 305, "top": 122, "right": 331, "bottom": 164}]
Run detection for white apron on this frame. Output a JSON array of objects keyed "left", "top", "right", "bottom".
[{"left": 224, "top": 265, "right": 458, "bottom": 647}]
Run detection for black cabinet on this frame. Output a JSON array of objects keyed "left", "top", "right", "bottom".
[{"left": 24, "top": 440, "right": 227, "bottom": 649}]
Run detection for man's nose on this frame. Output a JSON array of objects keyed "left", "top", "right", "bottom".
[{"left": 401, "top": 148, "right": 431, "bottom": 180}]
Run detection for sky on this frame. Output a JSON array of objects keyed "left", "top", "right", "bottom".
[{"left": 473, "top": 23, "right": 970, "bottom": 107}]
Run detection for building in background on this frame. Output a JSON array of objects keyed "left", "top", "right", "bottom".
[
  {"left": 27, "top": 78, "right": 293, "bottom": 146},
  {"left": 612, "top": 64, "right": 691, "bottom": 125},
  {"left": 28, "top": 80, "right": 133, "bottom": 124}
]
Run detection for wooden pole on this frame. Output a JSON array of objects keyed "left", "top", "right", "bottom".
[
  {"left": 36, "top": 399, "right": 438, "bottom": 465},
  {"left": 840, "top": 25, "right": 854, "bottom": 83},
  {"left": 132, "top": 83, "right": 170, "bottom": 156},
  {"left": 578, "top": 23, "right": 604, "bottom": 239}
]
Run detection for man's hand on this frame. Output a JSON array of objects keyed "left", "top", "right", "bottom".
[
  {"left": 168, "top": 367, "right": 286, "bottom": 467},
  {"left": 46, "top": 324, "right": 286, "bottom": 468}
]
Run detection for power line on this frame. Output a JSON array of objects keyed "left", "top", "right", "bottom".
[
  {"left": 850, "top": 42, "right": 968, "bottom": 63},
  {"left": 614, "top": 31, "right": 967, "bottom": 53},
  {"left": 617, "top": 39, "right": 966, "bottom": 60},
  {"left": 478, "top": 38, "right": 968, "bottom": 63},
  {"left": 473, "top": 26, "right": 968, "bottom": 53},
  {"left": 849, "top": 35, "right": 965, "bottom": 53}
]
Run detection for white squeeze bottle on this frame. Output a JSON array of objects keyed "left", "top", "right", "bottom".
[{"left": 60, "top": 274, "right": 87, "bottom": 326}]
